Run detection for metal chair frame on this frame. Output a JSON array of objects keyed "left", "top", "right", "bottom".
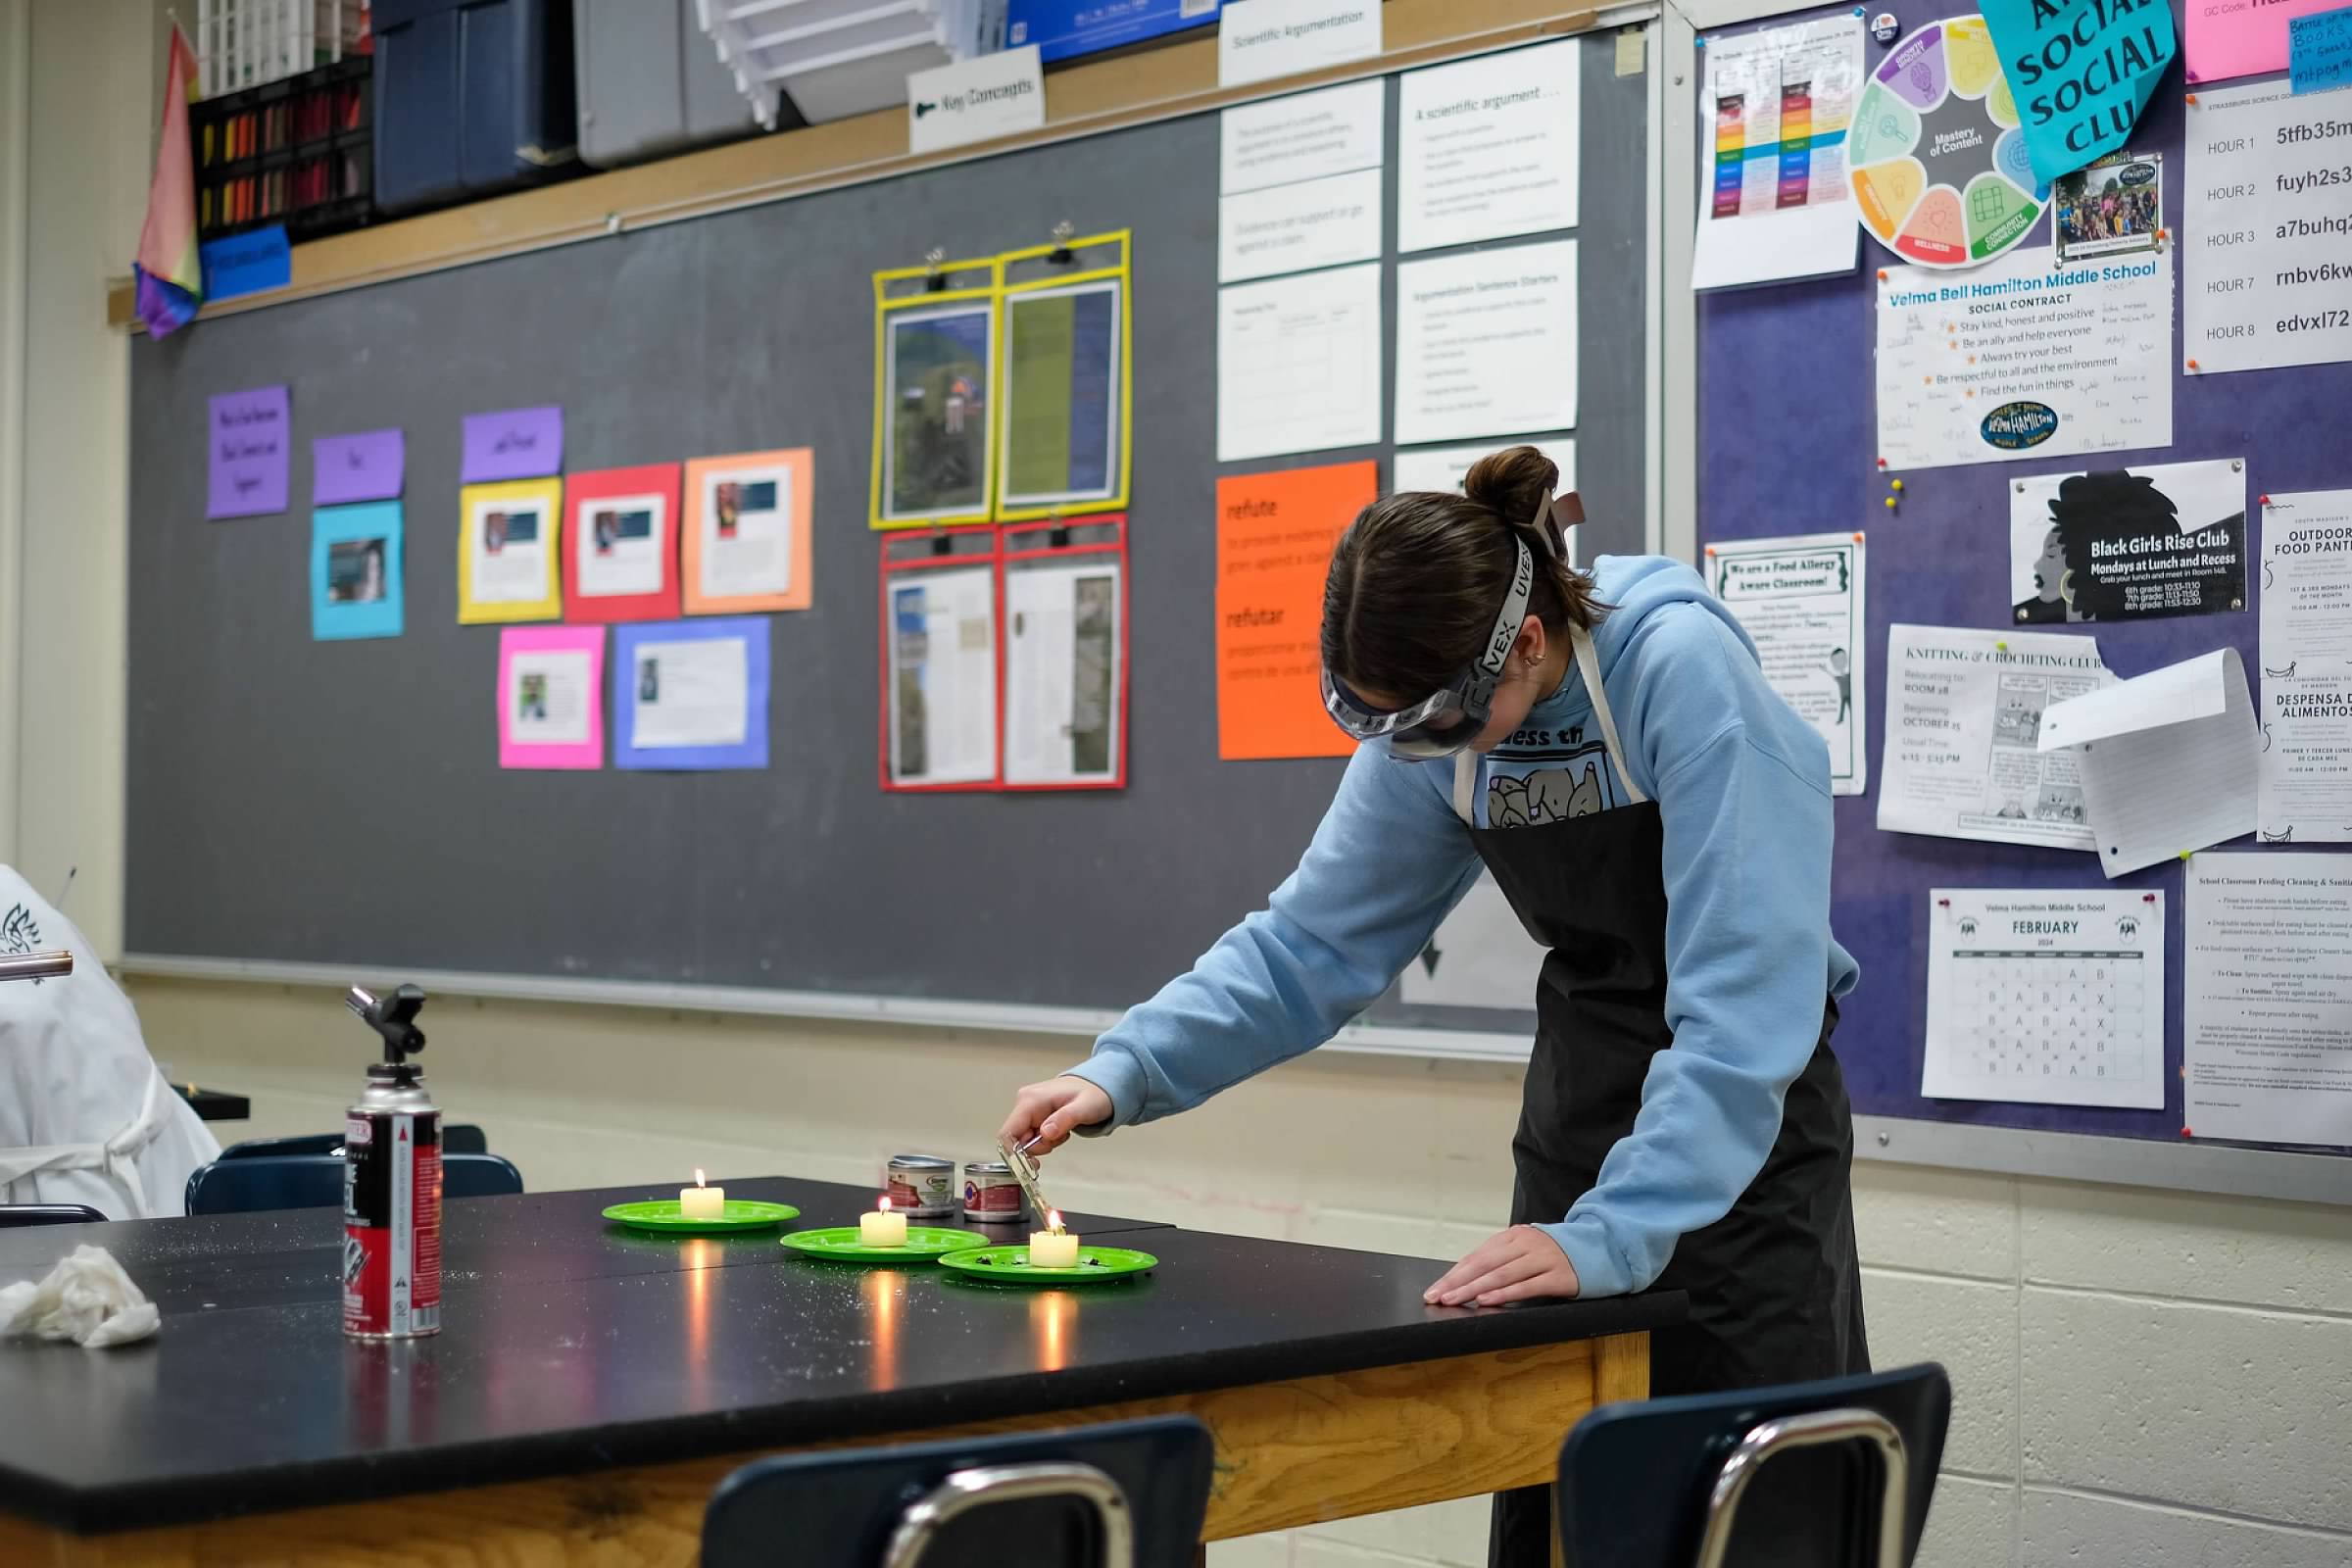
[
  {"left": 879, "top": 1460, "right": 1134, "bottom": 1568},
  {"left": 1693, "top": 1407, "right": 1909, "bottom": 1568}
]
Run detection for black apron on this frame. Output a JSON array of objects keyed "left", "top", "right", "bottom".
[{"left": 1461, "top": 623, "right": 1869, "bottom": 1567}]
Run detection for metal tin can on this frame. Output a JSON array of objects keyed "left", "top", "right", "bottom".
[
  {"left": 884, "top": 1153, "right": 959, "bottom": 1217},
  {"left": 962, "top": 1160, "right": 1027, "bottom": 1222},
  {"left": 343, "top": 1072, "right": 443, "bottom": 1339}
]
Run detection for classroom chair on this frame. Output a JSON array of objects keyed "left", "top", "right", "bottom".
[
  {"left": 0, "top": 1203, "right": 108, "bottom": 1228},
  {"left": 217, "top": 1124, "right": 490, "bottom": 1159},
  {"left": 701, "top": 1415, "right": 1214, "bottom": 1568},
  {"left": 1555, "top": 1362, "right": 1952, "bottom": 1568},
  {"left": 183, "top": 1152, "right": 524, "bottom": 1215}
]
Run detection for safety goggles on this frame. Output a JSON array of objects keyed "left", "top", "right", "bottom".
[
  {"left": 1322, "top": 532, "right": 1535, "bottom": 760},
  {"left": 1319, "top": 490, "right": 1583, "bottom": 760}
]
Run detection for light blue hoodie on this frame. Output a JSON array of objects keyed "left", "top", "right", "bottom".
[{"left": 1063, "top": 554, "right": 1860, "bottom": 1299}]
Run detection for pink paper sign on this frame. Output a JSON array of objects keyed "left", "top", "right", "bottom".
[
  {"left": 496, "top": 625, "right": 605, "bottom": 770},
  {"left": 2186, "top": 0, "right": 2338, "bottom": 81}
]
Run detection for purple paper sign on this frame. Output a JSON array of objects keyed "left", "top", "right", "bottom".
[
  {"left": 461, "top": 406, "right": 564, "bottom": 483},
  {"left": 312, "top": 428, "right": 407, "bottom": 505},
  {"left": 207, "top": 384, "right": 290, "bottom": 519}
]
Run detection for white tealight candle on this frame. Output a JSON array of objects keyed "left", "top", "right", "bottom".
[
  {"left": 1028, "top": 1209, "right": 1080, "bottom": 1267},
  {"left": 859, "top": 1197, "right": 909, "bottom": 1249},
  {"left": 679, "top": 1170, "right": 725, "bottom": 1221}
]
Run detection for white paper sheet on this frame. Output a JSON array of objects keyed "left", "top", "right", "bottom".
[
  {"left": 2185, "top": 851, "right": 2352, "bottom": 1145},
  {"left": 1923, "top": 888, "right": 2165, "bottom": 1109},
  {"left": 2035, "top": 648, "right": 2260, "bottom": 877},
  {"left": 887, "top": 565, "right": 998, "bottom": 785},
  {"left": 1216, "top": 264, "right": 1384, "bottom": 462},
  {"left": 2259, "top": 491, "right": 2352, "bottom": 843},
  {"left": 1394, "top": 241, "right": 1577, "bottom": 446},
  {"left": 1396, "top": 39, "right": 1580, "bottom": 253},
  {"left": 1219, "top": 79, "right": 1385, "bottom": 195},
  {"left": 1690, "top": 15, "right": 1864, "bottom": 290},
  {"left": 1877, "top": 625, "right": 2113, "bottom": 851},
  {"left": 1004, "top": 561, "right": 1122, "bottom": 786},
  {"left": 631, "top": 638, "right": 749, "bottom": 750},
  {"left": 507, "top": 650, "right": 594, "bottom": 746},
  {"left": 1399, "top": 872, "right": 1547, "bottom": 1008},
  {"left": 699, "top": 463, "right": 796, "bottom": 601},
  {"left": 1390, "top": 438, "right": 1576, "bottom": 500},
  {"left": 1218, "top": 0, "right": 1381, "bottom": 87},
  {"left": 1874, "top": 244, "right": 2173, "bottom": 470},
  {"left": 1706, "top": 532, "right": 1867, "bottom": 795},
  {"left": 466, "top": 494, "right": 553, "bottom": 604},
  {"left": 2185, "top": 81, "right": 2352, "bottom": 375},
  {"left": 1219, "top": 168, "right": 1384, "bottom": 282},
  {"left": 576, "top": 492, "right": 666, "bottom": 599}
]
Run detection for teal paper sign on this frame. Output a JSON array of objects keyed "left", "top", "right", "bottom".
[
  {"left": 2289, "top": 5, "right": 2352, "bottom": 93},
  {"left": 1983, "top": 0, "right": 2176, "bottom": 185}
]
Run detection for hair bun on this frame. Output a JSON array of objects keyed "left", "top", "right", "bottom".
[{"left": 1462, "top": 445, "right": 1559, "bottom": 524}]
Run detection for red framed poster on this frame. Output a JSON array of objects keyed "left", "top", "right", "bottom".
[
  {"left": 1000, "top": 514, "right": 1129, "bottom": 792},
  {"left": 564, "top": 462, "right": 682, "bottom": 624},
  {"left": 878, "top": 526, "right": 1003, "bottom": 794}
]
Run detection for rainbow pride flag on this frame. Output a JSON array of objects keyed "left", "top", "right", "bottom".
[{"left": 133, "top": 24, "right": 201, "bottom": 337}]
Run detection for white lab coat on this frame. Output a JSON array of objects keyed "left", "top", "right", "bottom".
[{"left": 0, "top": 868, "right": 219, "bottom": 1217}]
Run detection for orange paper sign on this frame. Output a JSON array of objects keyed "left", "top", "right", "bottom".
[{"left": 1215, "top": 462, "right": 1376, "bottom": 760}]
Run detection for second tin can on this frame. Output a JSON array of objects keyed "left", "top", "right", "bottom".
[
  {"left": 884, "top": 1153, "right": 959, "bottom": 1217},
  {"left": 961, "top": 1160, "right": 1027, "bottom": 1222}
]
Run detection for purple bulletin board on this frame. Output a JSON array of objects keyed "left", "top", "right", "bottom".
[{"left": 1696, "top": 0, "right": 2352, "bottom": 1152}]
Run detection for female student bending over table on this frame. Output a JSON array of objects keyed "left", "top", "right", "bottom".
[{"left": 1000, "top": 446, "right": 1869, "bottom": 1564}]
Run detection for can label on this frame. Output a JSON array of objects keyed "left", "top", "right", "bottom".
[
  {"left": 344, "top": 1110, "right": 442, "bottom": 1338},
  {"left": 885, "top": 1157, "right": 959, "bottom": 1216},
  {"left": 963, "top": 1172, "right": 1025, "bottom": 1217}
]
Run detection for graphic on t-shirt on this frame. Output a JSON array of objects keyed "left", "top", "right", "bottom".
[{"left": 1489, "top": 760, "right": 1606, "bottom": 826}]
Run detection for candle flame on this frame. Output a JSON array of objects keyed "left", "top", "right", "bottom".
[
  {"left": 694, "top": 1168, "right": 707, "bottom": 1188},
  {"left": 1049, "top": 1208, "right": 1064, "bottom": 1234},
  {"left": 879, "top": 1195, "right": 893, "bottom": 1213}
]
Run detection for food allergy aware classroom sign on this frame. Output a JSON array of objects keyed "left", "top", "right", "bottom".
[{"left": 1850, "top": 15, "right": 2051, "bottom": 267}]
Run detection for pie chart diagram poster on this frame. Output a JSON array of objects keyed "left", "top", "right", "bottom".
[{"left": 1852, "top": 15, "right": 2050, "bottom": 269}]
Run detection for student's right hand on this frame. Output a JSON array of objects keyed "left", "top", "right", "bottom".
[{"left": 999, "top": 1076, "right": 1113, "bottom": 1156}]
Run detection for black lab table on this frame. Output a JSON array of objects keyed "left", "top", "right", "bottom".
[{"left": 0, "top": 1177, "right": 1681, "bottom": 1565}]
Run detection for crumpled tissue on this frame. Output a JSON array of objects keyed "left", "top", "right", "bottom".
[{"left": 0, "top": 1244, "right": 160, "bottom": 1348}]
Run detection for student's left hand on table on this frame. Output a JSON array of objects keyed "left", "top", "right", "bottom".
[{"left": 1424, "top": 1224, "right": 1581, "bottom": 1307}]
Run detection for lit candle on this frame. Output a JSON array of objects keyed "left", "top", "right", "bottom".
[
  {"left": 859, "top": 1195, "right": 909, "bottom": 1249},
  {"left": 679, "top": 1169, "right": 725, "bottom": 1222},
  {"left": 1027, "top": 1209, "right": 1080, "bottom": 1268}
]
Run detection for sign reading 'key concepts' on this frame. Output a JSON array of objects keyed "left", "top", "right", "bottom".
[
  {"left": 1876, "top": 243, "right": 2173, "bottom": 469},
  {"left": 2185, "top": 81, "right": 2352, "bottom": 375}
]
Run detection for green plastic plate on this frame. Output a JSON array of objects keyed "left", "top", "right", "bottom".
[
  {"left": 936, "top": 1245, "right": 1158, "bottom": 1285},
  {"left": 600, "top": 1199, "right": 800, "bottom": 1234},
  {"left": 778, "top": 1226, "right": 980, "bottom": 1262}
]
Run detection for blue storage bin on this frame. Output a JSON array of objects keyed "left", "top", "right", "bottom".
[
  {"left": 373, "top": 0, "right": 581, "bottom": 215},
  {"left": 1005, "top": 0, "right": 1218, "bottom": 64}
]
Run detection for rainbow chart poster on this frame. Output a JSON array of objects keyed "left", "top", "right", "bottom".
[{"left": 1691, "top": 14, "right": 1866, "bottom": 290}]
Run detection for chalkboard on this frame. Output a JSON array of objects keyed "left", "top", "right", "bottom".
[
  {"left": 124, "top": 32, "right": 1647, "bottom": 1031},
  {"left": 1698, "top": 0, "right": 2352, "bottom": 1152}
]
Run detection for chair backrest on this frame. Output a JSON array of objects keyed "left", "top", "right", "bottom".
[
  {"left": 0, "top": 1203, "right": 108, "bottom": 1228},
  {"left": 1556, "top": 1362, "right": 1952, "bottom": 1568},
  {"left": 702, "top": 1415, "right": 1214, "bottom": 1568},
  {"left": 220, "top": 1124, "right": 489, "bottom": 1160},
  {"left": 184, "top": 1152, "right": 525, "bottom": 1214}
]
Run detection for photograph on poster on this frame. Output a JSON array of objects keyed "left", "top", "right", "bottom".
[{"left": 2052, "top": 152, "right": 2161, "bottom": 264}]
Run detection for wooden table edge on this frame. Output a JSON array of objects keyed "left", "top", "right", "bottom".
[{"left": 1, "top": 1329, "right": 1649, "bottom": 1566}]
